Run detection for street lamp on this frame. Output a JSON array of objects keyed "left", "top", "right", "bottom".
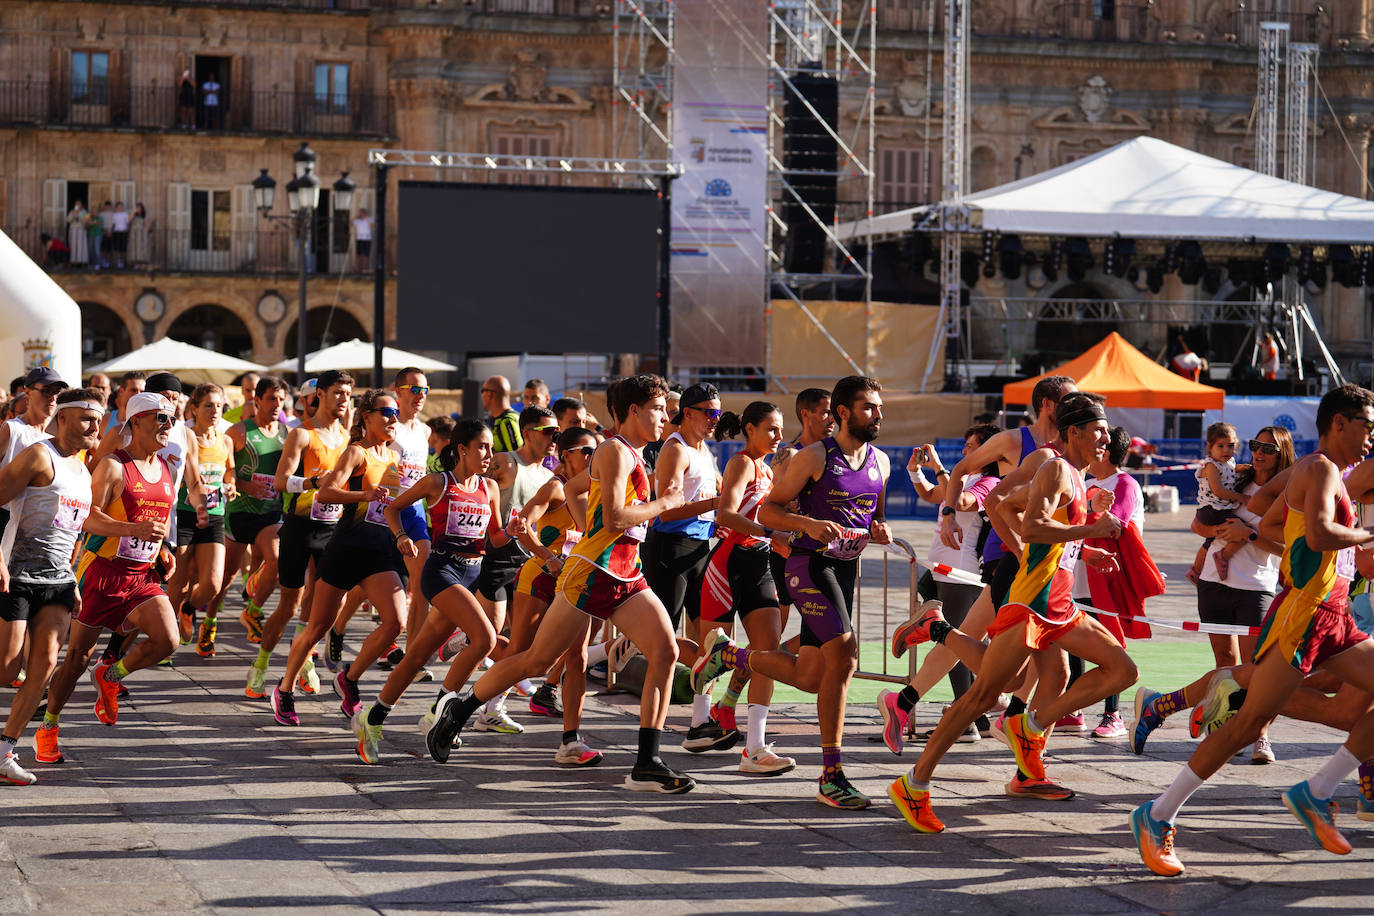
[{"left": 252, "top": 143, "right": 350, "bottom": 382}]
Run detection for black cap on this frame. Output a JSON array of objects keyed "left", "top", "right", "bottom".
[
  {"left": 145, "top": 371, "right": 183, "bottom": 395},
  {"left": 672, "top": 382, "right": 719, "bottom": 424},
  {"left": 23, "top": 367, "right": 65, "bottom": 389}
]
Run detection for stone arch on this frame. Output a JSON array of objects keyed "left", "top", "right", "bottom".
[
  {"left": 281, "top": 305, "right": 369, "bottom": 360},
  {"left": 78, "top": 300, "right": 134, "bottom": 366},
  {"left": 166, "top": 304, "right": 255, "bottom": 359},
  {"left": 161, "top": 289, "right": 266, "bottom": 357}
]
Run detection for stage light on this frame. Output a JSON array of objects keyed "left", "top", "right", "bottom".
[
  {"left": 1064, "top": 236, "right": 1092, "bottom": 282},
  {"left": 1202, "top": 266, "right": 1223, "bottom": 295},
  {"left": 1146, "top": 264, "right": 1164, "bottom": 294},
  {"left": 1176, "top": 240, "right": 1206, "bottom": 285},
  {"left": 1264, "top": 243, "right": 1291, "bottom": 283},
  {"left": 961, "top": 252, "right": 981, "bottom": 287},
  {"left": 1330, "top": 245, "right": 1360, "bottom": 287},
  {"left": 998, "top": 234, "right": 1024, "bottom": 280},
  {"left": 1042, "top": 239, "right": 1063, "bottom": 283},
  {"left": 1104, "top": 238, "right": 1135, "bottom": 278}
]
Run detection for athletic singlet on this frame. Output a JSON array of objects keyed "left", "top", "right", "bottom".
[
  {"left": 789, "top": 437, "right": 883, "bottom": 560},
  {"left": 286, "top": 426, "right": 346, "bottom": 522},
  {"left": 341, "top": 445, "right": 401, "bottom": 533},
  {"left": 534, "top": 474, "right": 583, "bottom": 558},
  {"left": 497, "top": 450, "right": 553, "bottom": 526},
  {"left": 228, "top": 418, "right": 286, "bottom": 515},
  {"left": 9, "top": 441, "right": 91, "bottom": 584},
  {"left": 983, "top": 426, "right": 1041, "bottom": 563},
  {"left": 1005, "top": 456, "right": 1087, "bottom": 622},
  {"left": 1277, "top": 474, "right": 1357, "bottom": 614},
  {"left": 177, "top": 428, "right": 230, "bottom": 516},
  {"left": 719, "top": 455, "right": 772, "bottom": 550},
  {"left": 651, "top": 431, "right": 718, "bottom": 539},
  {"left": 429, "top": 472, "right": 494, "bottom": 555},
  {"left": 87, "top": 449, "right": 176, "bottom": 568},
  {"left": 0, "top": 417, "right": 51, "bottom": 472},
  {"left": 571, "top": 436, "right": 651, "bottom": 580},
  {"left": 391, "top": 420, "right": 430, "bottom": 494}
]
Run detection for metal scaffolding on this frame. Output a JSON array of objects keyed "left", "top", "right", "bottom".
[
  {"left": 611, "top": 0, "right": 674, "bottom": 186},
  {"left": 1256, "top": 22, "right": 1286, "bottom": 179},
  {"left": 1284, "top": 42, "right": 1319, "bottom": 186}
]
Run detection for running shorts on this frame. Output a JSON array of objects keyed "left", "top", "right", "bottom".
[
  {"left": 643, "top": 528, "right": 711, "bottom": 629},
  {"left": 1254, "top": 591, "right": 1370, "bottom": 675},
  {"left": 558, "top": 556, "right": 649, "bottom": 621},
  {"left": 516, "top": 556, "right": 557, "bottom": 606},
  {"left": 420, "top": 552, "right": 482, "bottom": 604},
  {"left": 318, "top": 539, "right": 403, "bottom": 592},
  {"left": 770, "top": 550, "right": 793, "bottom": 605},
  {"left": 0, "top": 580, "right": 77, "bottom": 622},
  {"left": 176, "top": 509, "right": 226, "bottom": 547},
  {"left": 476, "top": 540, "right": 526, "bottom": 603},
  {"left": 700, "top": 541, "right": 778, "bottom": 624},
  {"left": 987, "top": 602, "right": 1085, "bottom": 651},
  {"left": 1196, "top": 580, "right": 1272, "bottom": 629},
  {"left": 989, "top": 553, "right": 1020, "bottom": 609},
  {"left": 278, "top": 514, "right": 334, "bottom": 589},
  {"left": 784, "top": 551, "right": 856, "bottom": 648},
  {"left": 227, "top": 508, "right": 281, "bottom": 545},
  {"left": 77, "top": 556, "right": 165, "bottom": 633}
]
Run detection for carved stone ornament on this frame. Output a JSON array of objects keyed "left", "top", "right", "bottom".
[
  {"left": 463, "top": 49, "right": 593, "bottom": 111},
  {"left": 1078, "top": 75, "right": 1112, "bottom": 124}
]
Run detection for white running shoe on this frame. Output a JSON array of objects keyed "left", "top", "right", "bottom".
[
  {"left": 515, "top": 677, "right": 537, "bottom": 697},
  {"left": 554, "top": 740, "right": 604, "bottom": 767},
  {"left": 608, "top": 634, "right": 641, "bottom": 673},
  {"left": 475, "top": 698, "right": 524, "bottom": 734},
  {"left": 438, "top": 630, "right": 468, "bottom": 664},
  {"left": 0, "top": 751, "right": 36, "bottom": 786},
  {"left": 739, "top": 744, "right": 797, "bottom": 776}
]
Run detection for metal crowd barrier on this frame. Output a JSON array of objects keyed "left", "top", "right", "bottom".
[{"left": 851, "top": 537, "right": 921, "bottom": 686}]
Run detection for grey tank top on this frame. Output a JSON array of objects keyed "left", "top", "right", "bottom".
[
  {"left": 497, "top": 450, "right": 552, "bottom": 526},
  {"left": 10, "top": 441, "right": 92, "bottom": 583}
]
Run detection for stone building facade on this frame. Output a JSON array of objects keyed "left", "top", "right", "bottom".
[{"left": 1, "top": 0, "right": 1372, "bottom": 379}]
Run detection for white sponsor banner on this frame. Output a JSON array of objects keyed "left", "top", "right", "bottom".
[{"left": 669, "top": 0, "right": 768, "bottom": 370}]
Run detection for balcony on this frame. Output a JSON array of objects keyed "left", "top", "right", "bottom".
[
  {"left": 1050, "top": 3, "right": 1155, "bottom": 43},
  {"left": 1228, "top": 9, "right": 1325, "bottom": 47},
  {"left": 0, "top": 82, "right": 389, "bottom": 137}
]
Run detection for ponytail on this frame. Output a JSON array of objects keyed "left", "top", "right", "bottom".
[
  {"left": 442, "top": 418, "right": 488, "bottom": 472},
  {"left": 714, "top": 400, "right": 781, "bottom": 441}
]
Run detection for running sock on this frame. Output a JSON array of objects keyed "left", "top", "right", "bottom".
[
  {"left": 1308, "top": 745, "right": 1360, "bottom": 800},
  {"left": 691, "top": 693, "right": 712, "bottom": 727},
  {"left": 722, "top": 644, "right": 752, "bottom": 673},
  {"left": 745, "top": 703, "right": 768, "bottom": 754},
  {"left": 896, "top": 685, "right": 921, "bottom": 714},
  {"left": 635, "top": 727, "right": 662, "bottom": 767},
  {"left": 1151, "top": 767, "right": 1205, "bottom": 822},
  {"left": 562, "top": 729, "right": 579, "bottom": 745},
  {"left": 245, "top": 599, "right": 262, "bottom": 618},
  {"left": 585, "top": 641, "right": 609, "bottom": 669},
  {"left": 1006, "top": 696, "right": 1027, "bottom": 717},
  {"left": 110, "top": 660, "right": 130, "bottom": 681},
  {"left": 1105, "top": 693, "right": 1119, "bottom": 715},
  {"left": 1024, "top": 709, "right": 1044, "bottom": 735},
  {"left": 1360, "top": 759, "right": 1374, "bottom": 802},
  {"left": 904, "top": 774, "right": 930, "bottom": 793},
  {"left": 927, "top": 620, "right": 953, "bottom": 645},
  {"left": 255, "top": 647, "right": 272, "bottom": 667},
  {"left": 366, "top": 701, "right": 392, "bottom": 727},
  {"left": 483, "top": 689, "right": 510, "bottom": 715},
  {"left": 821, "top": 744, "right": 842, "bottom": 781},
  {"left": 0, "top": 735, "right": 15, "bottom": 756},
  {"left": 720, "top": 678, "right": 744, "bottom": 711},
  {"left": 42, "top": 711, "right": 58, "bottom": 727},
  {"left": 1154, "top": 688, "right": 1187, "bottom": 717},
  {"left": 450, "top": 690, "right": 483, "bottom": 727}
]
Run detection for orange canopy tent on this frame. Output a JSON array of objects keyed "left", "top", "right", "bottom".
[{"left": 1003, "top": 332, "right": 1224, "bottom": 410}]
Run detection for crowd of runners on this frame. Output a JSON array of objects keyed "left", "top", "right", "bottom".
[{"left": 2, "top": 362, "right": 1374, "bottom": 876}]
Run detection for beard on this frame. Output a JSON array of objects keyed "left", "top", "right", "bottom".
[{"left": 849, "top": 418, "right": 880, "bottom": 443}]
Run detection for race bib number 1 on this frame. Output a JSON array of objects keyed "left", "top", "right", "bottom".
[
  {"left": 54, "top": 497, "right": 91, "bottom": 533},
  {"left": 1337, "top": 546, "right": 1357, "bottom": 580},
  {"left": 824, "top": 527, "right": 870, "bottom": 560}
]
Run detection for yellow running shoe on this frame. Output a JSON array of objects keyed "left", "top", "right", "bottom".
[
  {"left": 887, "top": 773, "right": 945, "bottom": 833},
  {"left": 196, "top": 619, "right": 217, "bottom": 658},
  {"left": 240, "top": 608, "right": 264, "bottom": 644}
]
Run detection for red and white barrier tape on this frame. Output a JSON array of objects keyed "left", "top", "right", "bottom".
[{"left": 1126, "top": 461, "right": 1205, "bottom": 472}]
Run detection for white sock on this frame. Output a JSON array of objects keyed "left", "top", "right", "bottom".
[
  {"left": 1308, "top": 745, "right": 1360, "bottom": 799},
  {"left": 691, "top": 692, "right": 712, "bottom": 727},
  {"left": 0, "top": 736, "right": 15, "bottom": 757},
  {"left": 746, "top": 703, "right": 768, "bottom": 754},
  {"left": 484, "top": 688, "right": 509, "bottom": 715},
  {"left": 1151, "top": 767, "right": 1206, "bottom": 823},
  {"left": 585, "top": 641, "right": 609, "bottom": 668}
]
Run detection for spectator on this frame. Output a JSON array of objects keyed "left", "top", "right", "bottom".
[
  {"left": 87, "top": 373, "right": 112, "bottom": 404},
  {"left": 40, "top": 233, "right": 69, "bottom": 269},
  {"left": 128, "top": 202, "right": 149, "bottom": 268},
  {"left": 1124, "top": 435, "right": 1156, "bottom": 469},
  {"left": 202, "top": 72, "right": 222, "bottom": 130},
  {"left": 480, "top": 375, "right": 522, "bottom": 452},
  {"left": 111, "top": 202, "right": 130, "bottom": 269},
  {"left": 1259, "top": 331, "right": 1280, "bottom": 380},
  {"left": 66, "top": 200, "right": 88, "bottom": 267},
  {"left": 98, "top": 201, "right": 115, "bottom": 267},
  {"left": 86, "top": 204, "right": 104, "bottom": 269},
  {"left": 523, "top": 378, "right": 549, "bottom": 408},
  {"left": 352, "top": 208, "right": 373, "bottom": 272},
  {"left": 1170, "top": 335, "right": 1203, "bottom": 381},
  {"left": 551, "top": 396, "right": 588, "bottom": 431},
  {"left": 177, "top": 70, "right": 196, "bottom": 129}
]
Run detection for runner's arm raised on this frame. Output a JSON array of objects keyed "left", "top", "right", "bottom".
[
  {"left": 317, "top": 446, "right": 379, "bottom": 505},
  {"left": 516, "top": 476, "right": 564, "bottom": 560},
  {"left": 83, "top": 457, "right": 166, "bottom": 541},
  {"left": 1019, "top": 459, "right": 1120, "bottom": 546},
  {"left": 596, "top": 440, "right": 682, "bottom": 530},
  {"left": 272, "top": 426, "right": 311, "bottom": 498},
  {"left": 1302, "top": 458, "right": 1374, "bottom": 551}
]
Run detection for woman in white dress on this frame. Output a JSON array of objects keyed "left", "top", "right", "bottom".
[{"left": 66, "top": 201, "right": 88, "bottom": 266}]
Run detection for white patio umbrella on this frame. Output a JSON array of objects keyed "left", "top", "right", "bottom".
[
  {"left": 269, "top": 338, "right": 457, "bottom": 374},
  {"left": 85, "top": 337, "right": 268, "bottom": 377}
]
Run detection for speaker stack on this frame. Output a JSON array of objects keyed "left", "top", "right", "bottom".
[{"left": 782, "top": 66, "right": 839, "bottom": 276}]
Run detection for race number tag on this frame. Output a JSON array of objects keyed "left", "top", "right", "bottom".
[
  {"left": 1059, "top": 539, "right": 1084, "bottom": 572},
  {"left": 251, "top": 473, "right": 277, "bottom": 500},
  {"left": 1337, "top": 546, "right": 1357, "bottom": 580},
  {"left": 399, "top": 460, "right": 426, "bottom": 489},
  {"left": 117, "top": 535, "right": 160, "bottom": 562},
  {"left": 560, "top": 529, "right": 583, "bottom": 557},
  {"left": 53, "top": 495, "right": 91, "bottom": 532},
  {"left": 203, "top": 487, "right": 221, "bottom": 510},
  {"left": 311, "top": 499, "right": 343, "bottom": 523},
  {"left": 444, "top": 502, "right": 489, "bottom": 539},
  {"left": 824, "top": 527, "right": 870, "bottom": 560}
]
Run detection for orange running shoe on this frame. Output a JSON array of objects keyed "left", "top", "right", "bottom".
[
  {"left": 90, "top": 661, "right": 121, "bottom": 726},
  {"left": 887, "top": 773, "right": 945, "bottom": 833},
  {"left": 1283, "top": 780, "right": 1353, "bottom": 855},
  {"left": 240, "top": 608, "right": 264, "bottom": 644},
  {"left": 34, "top": 724, "right": 64, "bottom": 764},
  {"left": 1004, "top": 713, "right": 1047, "bottom": 781},
  {"left": 1130, "top": 801, "right": 1184, "bottom": 876}
]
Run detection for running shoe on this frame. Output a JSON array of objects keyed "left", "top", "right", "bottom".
[
  {"left": 990, "top": 712, "right": 1010, "bottom": 748},
  {"left": 8, "top": 672, "right": 23, "bottom": 688},
  {"left": 1092, "top": 712, "right": 1126, "bottom": 739},
  {"left": 272, "top": 684, "right": 299, "bottom": 726},
  {"left": 299, "top": 657, "right": 322, "bottom": 694},
  {"left": 681, "top": 719, "right": 740, "bottom": 753},
  {"left": 1005, "top": 773, "right": 1076, "bottom": 800},
  {"left": 624, "top": 760, "right": 695, "bottom": 794},
  {"left": 240, "top": 608, "right": 264, "bottom": 644},
  {"left": 890, "top": 599, "right": 946, "bottom": 659},
  {"left": 177, "top": 602, "right": 196, "bottom": 646},
  {"left": 515, "top": 677, "right": 537, "bottom": 698},
  {"left": 975, "top": 715, "right": 993, "bottom": 739},
  {"left": 1357, "top": 794, "right": 1374, "bottom": 823},
  {"left": 554, "top": 740, "right": 604, "bottom": 767},
  {"left": 90, "top": 661, "right": 120, "bottom": 726},
  {"left": 33, "top": 724, "right": 62, "bottom": 764},
  {"left": 413, "top": 668, "right": 434, "bottom": 683},
  {"left": 333, "top": 671, "right": 362, "bottom": 718},
  {"left": 437, "top": 630, "right": 468, "bottom": 664},
  {"left": 887, "top": 773, "right": 944, "bottom": 832},
  {"left": 608, "top": 633, "right": 641, "bottom": 673},
  {"left": 878, "top": 689, "right": 910, "bottom": 756},
  {"left": 588, "top": 660, "right": 609, "bottom": 682},
  {"left": 353, "top": 707, "right": 382, "bottom": 765},
  {"left": 377, "top": 644, "right": 403, "bottom": 671},
  {"left": 196, "top": 619, "right": 217, "bottom": 658},
  {"left": 0, "top": 751, "right": 36, "bottom": 786},
  {"left": 1189, "top": 672, "right": 1241, "bottom": 739},
  {"left": 710, "top": 701, "right": 738, "bottom": 734},
  {"left": 1129, "top": 801, "right": 1184, "bottom": 876},
  {"left": 1003, "top": 713, "right": 1047, "bottom": 781},
  {"left": 1131, "top": 687, "right": 1165, "bottom": 755},
  {"left": 325, "top": 627, "right": 345, "bottom": 672},
  {"left": 426, "top": 692, "right": 464, "bottom": 763},
  {"left": 1251, "top": 736, "right": 1276, "bottom": 765},
  {"left": 1282, "top": 780, "right": 1352, "bottom": 855},
  {"left": 245, "top": 660, "right": 269, "bottom": 699},
  {"left": 474, "top": 703, "right": 524, "bottom": 735},
  {"left": 690, "top": 627, "right": 734, "bottom": 694},
  {"left": 1055, "top": 712, "right": 1087, "bottom": 732},
  {"left": 528, "top": 683, "right": 562, "bottom": 717},
  {"left": 739, "top": 744, "right": 796, "bottom": 776},
  {"left": 817, "top": 773, "right": 872, "bottom": 809}
]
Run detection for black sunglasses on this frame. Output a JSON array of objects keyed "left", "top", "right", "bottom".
[{"left": 1247, "top": 439, "right": 1278, "bottom": 456}]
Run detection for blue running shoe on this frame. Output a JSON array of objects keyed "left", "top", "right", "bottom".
[
  {"left": 1129, "top": 801, "right": 1184, "bottom": 876},
  {"left": 1356, "top": 793, "right": 1374, "bottom": 823},
  {"left": 1131, "top": 687, "right": 1164, "bottom": 756},
  {"left": 1282, "top": 780, "right": 1352, "bottom": 855}
]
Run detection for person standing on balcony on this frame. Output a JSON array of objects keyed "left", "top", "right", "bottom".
[
  {"left": 111, "top": 202, "right": 130, "bottom": 270},
  {"left": 201, "top": 73, "right": 222, "bottom": 130},
  {"left": 177, "top": 70, "right": 196, "bottom": 130},
  {"left": 128, "top": 203, "right": 149, "bottom": 269},
  {"left": 65, "top": 201, "right": 88, "bottom": 268},
  {"left": 86, "top": 205, "right": 103, "bottom": 269},
  {"left": 352, "top": 208, "right": 372, "bottom": 273},
  {"left": 98, "top": 202, "right": 114, "bottom": 268}
]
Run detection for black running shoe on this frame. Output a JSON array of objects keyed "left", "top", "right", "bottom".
[
  {"left": 426, "top": 692, "right": 464, "bottom": 764},
  {"left": 625, "top": 760, "right": 695, "bottom": 794},
  {"left": 325, "top": 628, "right": 344, "bottom": 672},
  {"left": 681, "top": 719, "right": 741, "bottom": 753},
  {"left": 528, "top": 683, "right": 563, "bottom": 717},
  {"left": 377, "top": 644, "right": 404, "bottom": 671}
]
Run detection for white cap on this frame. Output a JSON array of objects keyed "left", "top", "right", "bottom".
[{"left": 126, "top": 392, "right": 174, "bottom": 419}]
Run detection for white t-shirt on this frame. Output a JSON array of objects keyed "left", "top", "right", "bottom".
[
  {"left": 924, "top": 472, "right": 992, "bottom": 584},
  {"left": 352, "top": 217, "right": 373, "bottom": 241},
  {"left": 1199, "top": 481, "right": 1280, "bottom": 594},
  {"left": 111, "top": 210, "right": 130, "bottom": 232},
  {"left": 202, "top": 81, "right": 221, "bottom": 106}
]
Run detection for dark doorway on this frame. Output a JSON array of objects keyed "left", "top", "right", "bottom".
[
  {"left": 312, "top": 188, "right": 332, "bottom": 275},
  {"left": 167, "top": 304, "right": 254, "bottom": 359},
  {"left": 66, "top": 182, "right": 90, "bottom": 213},
  {"left": 194, "top": 55, "right": 230, "bottom": 130}
]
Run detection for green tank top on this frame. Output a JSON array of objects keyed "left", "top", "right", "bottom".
[{"left": 227, "top": 418, "right": 287, "bottom": 515}]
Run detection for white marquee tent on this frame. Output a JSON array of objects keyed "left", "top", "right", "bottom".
[
  {"left": 0, "top": 230, "right": 81, "bottom": 384},
  {"left": 841, "top": 136, "right": 1374, "bottom": 244},
  {"left": 85, "top": 338, "right": 269, "bottom": 376},
  {"left": 270, "top": 339, "right": 458, "bottom": 374}
]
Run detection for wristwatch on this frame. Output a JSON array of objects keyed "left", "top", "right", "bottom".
[
  {"left": 940, "top": 506, "right": 956, "bottom": 517},
  {"left": 1248, "top": 530, "right": 1258, "bottom": 542}
]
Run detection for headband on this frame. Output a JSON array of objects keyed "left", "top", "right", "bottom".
[
  {"left": 57, "top": 400, "right": 106, "bottom": 416},
  {"left": 1057, "top": 400, "right": 1107, "bottom": 429}
]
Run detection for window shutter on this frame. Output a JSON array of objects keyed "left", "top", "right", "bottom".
[
  {"left": 43, "top": 179, "right": 67, "bottom": 235},
  {"left": 231, "top": 184, "right": 255, "bottom": 268},
  {"left": 167, "top": 182, "right": 191, "bottom": 269},
  {"left": 109, "top": 49, "right": 131, "bottom": 126},
  {"left": 49, "top": 47, "right": 69, "bottom": 122},
  {"left": 230, "top": 56, "right": 250, "bottom": 130}
]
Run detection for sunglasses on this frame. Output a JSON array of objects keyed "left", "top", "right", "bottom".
[
  {"left": 398, "top": 385, "right": 429, "bottom": 396},
  {"left": 371, "top": 406, "right": 400, "bottom": 420},
  {"left": 687, "top": 406, "right": 724, "bottom": 421},
  {"left": 148, "top": 412, "right": 175, "bottom": 427},
  {"left": 1247, "top": 439, "right": 1279, "bottom": 456},
  {"left": 531, "top": 425, "right": 557, "bottom": 435},
  {"left": 1343, "top": 413, "right": 1374, "bottom": 433},
  {"left": 567, "top": 445, "right": 595, "bottom": 458}
]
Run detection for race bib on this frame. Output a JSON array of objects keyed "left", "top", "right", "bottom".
[
  {"left": 1060, "top": 539, "right": 1084, "bottom": 572},
  {"left": 364, "top": 494, "right": 392, "bottom": 526},
  {"left": 203, "top": 487, "right": 221, "bottom": 510},
  {"left": 399, "top": 460, "right": 426, "bottom": 489},
  {"left": 1336, "top": 546, "right": 1357, "bottom": 580},
  {"left": 311, "top": 499, "right": 342, "bottom": 523},
  {"left": 54, "top": 495, "right": 91, "bottom": 532},
  {"left": 117, "top": 534, "right": 159, "bottom": 563},
  {"left": 444, "top": 502, "right": 489, "bottom": 539},
  {"left": 824, "top": 527, "right": 870, "bottom": 560},
  {"left": 560, "top": 529, "right": 583, "bottom": 557},
  {"left": 251, "top": 473, "right": 277, "bottom": 500}
]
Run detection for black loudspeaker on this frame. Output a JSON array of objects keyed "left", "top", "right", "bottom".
[
  {"left": 461, "top": 378, "right": 482, "bottom": 421},
  {"left": 783, "top": 69, "right": 839, "bottom": 275}
]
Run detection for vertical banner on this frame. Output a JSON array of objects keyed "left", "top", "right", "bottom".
[{"left": 670, "top": 0, "right": 768, "bottom": 372}]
